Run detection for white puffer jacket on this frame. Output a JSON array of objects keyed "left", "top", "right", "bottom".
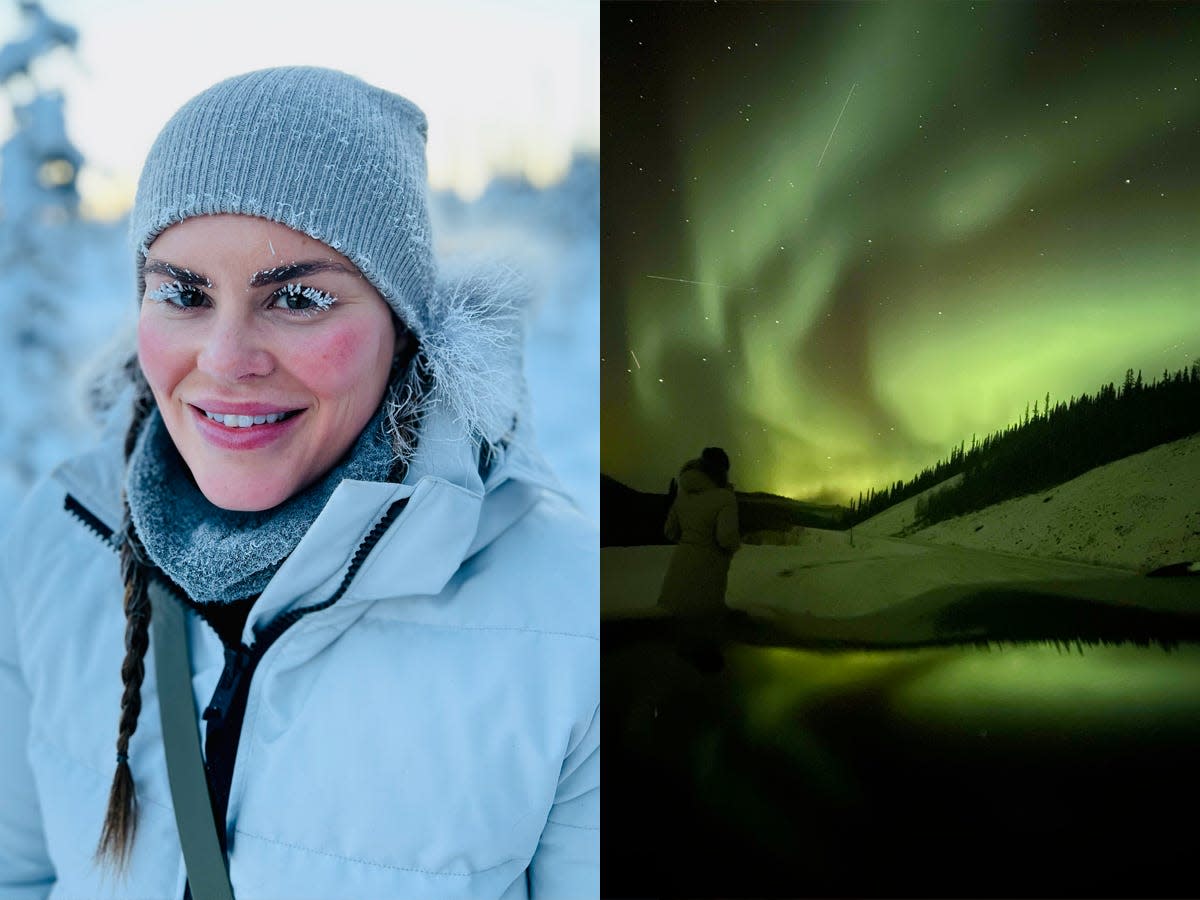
[{"left": 0, "top": 400, "right": 599, "bottom": 899}]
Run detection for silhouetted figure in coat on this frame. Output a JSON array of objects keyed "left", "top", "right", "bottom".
[{"left": 658, "top": 447, "right": 740, "bottom": 671}]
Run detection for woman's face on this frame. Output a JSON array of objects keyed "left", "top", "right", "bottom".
[{"left": 137, "top": 214, "right": 400, "bottom": 512}]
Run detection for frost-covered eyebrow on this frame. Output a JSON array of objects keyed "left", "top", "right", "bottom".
[
  {"left": 141, "top": 260, "right": 212, "bottom": 287},
  {"left": 249, "top": 261, "right": 358, "bottom": 287}
]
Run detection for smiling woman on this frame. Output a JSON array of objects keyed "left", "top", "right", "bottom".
[
  {"left": 0, "top": 67, "right": 598, "bottom": 899},
  {"left": 138, "top": 216, "right": 401, "bottom": 512}
]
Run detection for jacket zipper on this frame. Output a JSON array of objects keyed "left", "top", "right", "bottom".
[
  {"left": 63, "top": 494, "right": 117, "bottom": 547},
  {"left": 190, "top": 494, "right": 410, "bottom": 859}
]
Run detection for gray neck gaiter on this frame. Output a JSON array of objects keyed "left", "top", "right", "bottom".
[{"left": 126, "top": 405, "right": 395, "bottom": 604}]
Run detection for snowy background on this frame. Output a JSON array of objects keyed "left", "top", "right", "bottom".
[{"left": 0, "top": 0, "right": 599, "bottom": 530}]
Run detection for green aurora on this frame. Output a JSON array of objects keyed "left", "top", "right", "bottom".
[{"left": 601, "top": 1, "right": 1200, "bottom": 502}]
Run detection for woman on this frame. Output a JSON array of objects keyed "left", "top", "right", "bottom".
[
  {"left": 658, "top": 446, "right": 740, "bottom": 618},
  {"left": 0, "top": 67, "right": 598, "bottom": 898}
]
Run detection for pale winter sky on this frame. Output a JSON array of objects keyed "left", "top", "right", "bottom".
[{"left": 0, "top": 0, "right": 599, "bottom": 217}]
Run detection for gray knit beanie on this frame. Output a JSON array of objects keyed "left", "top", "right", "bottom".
[
  {"left": 129, "top": 66, "right": 525, "bottom": 451},
  {"left": 131, "top": 65, "right": 435, "bottom": 338}
]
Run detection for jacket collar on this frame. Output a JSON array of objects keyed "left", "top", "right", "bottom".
[
  {"left": 53, "top": 398, "right": 566, "bottom": 628},
  {"left": 53, "top": 433, "right": 127, "bottom": 539}
]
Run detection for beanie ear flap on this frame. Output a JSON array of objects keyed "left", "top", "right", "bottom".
[{"left": 417, "top": 267, "right": 527, "bottom": 451}]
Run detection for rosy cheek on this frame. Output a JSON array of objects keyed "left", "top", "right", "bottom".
[
  {"left": 293, "top": 325, "right": 388, "bottom": 392},
  {"left": 137, "top": 315, "right": 189, "bottom": 396}
]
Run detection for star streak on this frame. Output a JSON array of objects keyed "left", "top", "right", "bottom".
[
  {"left": 645, "top": 274, "right": 757, "bottom": 293},
  {"left": 816, "top": 82, "right": 857, "bottom": 168}
]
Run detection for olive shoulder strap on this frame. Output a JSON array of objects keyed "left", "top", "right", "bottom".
[{"left": 148, "top": 578, "right": 236, "bottom": 900}]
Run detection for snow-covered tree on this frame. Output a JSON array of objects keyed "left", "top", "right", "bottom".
[
  {"left": 0, "top": 0, "right": 81, "bottom": 227},
  {"left": 0, "top": 1, "right": 127, "bottom": 519}
]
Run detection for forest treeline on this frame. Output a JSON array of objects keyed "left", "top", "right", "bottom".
[{"left": 846, "top": 363, "right": 1200, "bottom": 529}]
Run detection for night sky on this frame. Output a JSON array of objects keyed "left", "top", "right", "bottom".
[{"left": 601, "top": 1, "right": 1200, "bottom": 503}]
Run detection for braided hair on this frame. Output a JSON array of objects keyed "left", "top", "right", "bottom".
[{"left": 94, "top": 382, "right": 155, "bottom": 870}]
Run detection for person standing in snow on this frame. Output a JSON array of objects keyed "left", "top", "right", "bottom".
[
  {"left": 0, "top": 67, "right": 597, "bottom": 899},
  {"left": 657, "top": 447, "right": 740, "bottom": 668}
]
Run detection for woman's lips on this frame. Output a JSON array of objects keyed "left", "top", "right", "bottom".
[{"left": 189, "top": 403, "right": 305, "bottom": 451}]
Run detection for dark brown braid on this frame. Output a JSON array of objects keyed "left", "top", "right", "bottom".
[{"left": 95, "top": 381, "right": 155, "bottom": 870}]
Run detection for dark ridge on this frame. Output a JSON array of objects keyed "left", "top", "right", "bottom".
[{"left": 601, "top": 475, "right": 672, "bottom": 547}]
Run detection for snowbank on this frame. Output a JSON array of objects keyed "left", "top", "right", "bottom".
[{"left": 602, "top": 527, "right": 1133, "bottom": 622}]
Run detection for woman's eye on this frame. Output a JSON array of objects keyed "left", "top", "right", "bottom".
[
  {"left": 273, "top": 283, "right": 337, "bottom": 314},
  {"left": 146, "top": 281, "right": 207, "bottom": 308}
]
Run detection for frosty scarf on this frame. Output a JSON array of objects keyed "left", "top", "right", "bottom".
[{"left": 126, "top": 405, "right": 395, "bottom": 604}]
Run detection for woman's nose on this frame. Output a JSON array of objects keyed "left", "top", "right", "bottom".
[{"left": 195, "top": 315, "right": 275, "bottom": 381}]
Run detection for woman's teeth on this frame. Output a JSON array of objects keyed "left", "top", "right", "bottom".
[{"left": 204, "top": 410, "right": 291, "bottom": 427}]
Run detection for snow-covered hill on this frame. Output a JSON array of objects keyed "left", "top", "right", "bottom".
[
  {"left": 859, "top": 433, "right": 1200, "bottom": 572},
  {"left": 852, "top": 473, "right": 963, "bottom": 539}
]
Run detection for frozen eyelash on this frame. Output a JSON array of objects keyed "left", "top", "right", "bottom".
[
  {"left": 145, "top": 280, "right": 336, "bottom": 313},
  {"left": 279, "top": 282, "right": 337, "bottom": 311},
  {"left": 145, "top": 280, "right": 188, "bottom": 303}
]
